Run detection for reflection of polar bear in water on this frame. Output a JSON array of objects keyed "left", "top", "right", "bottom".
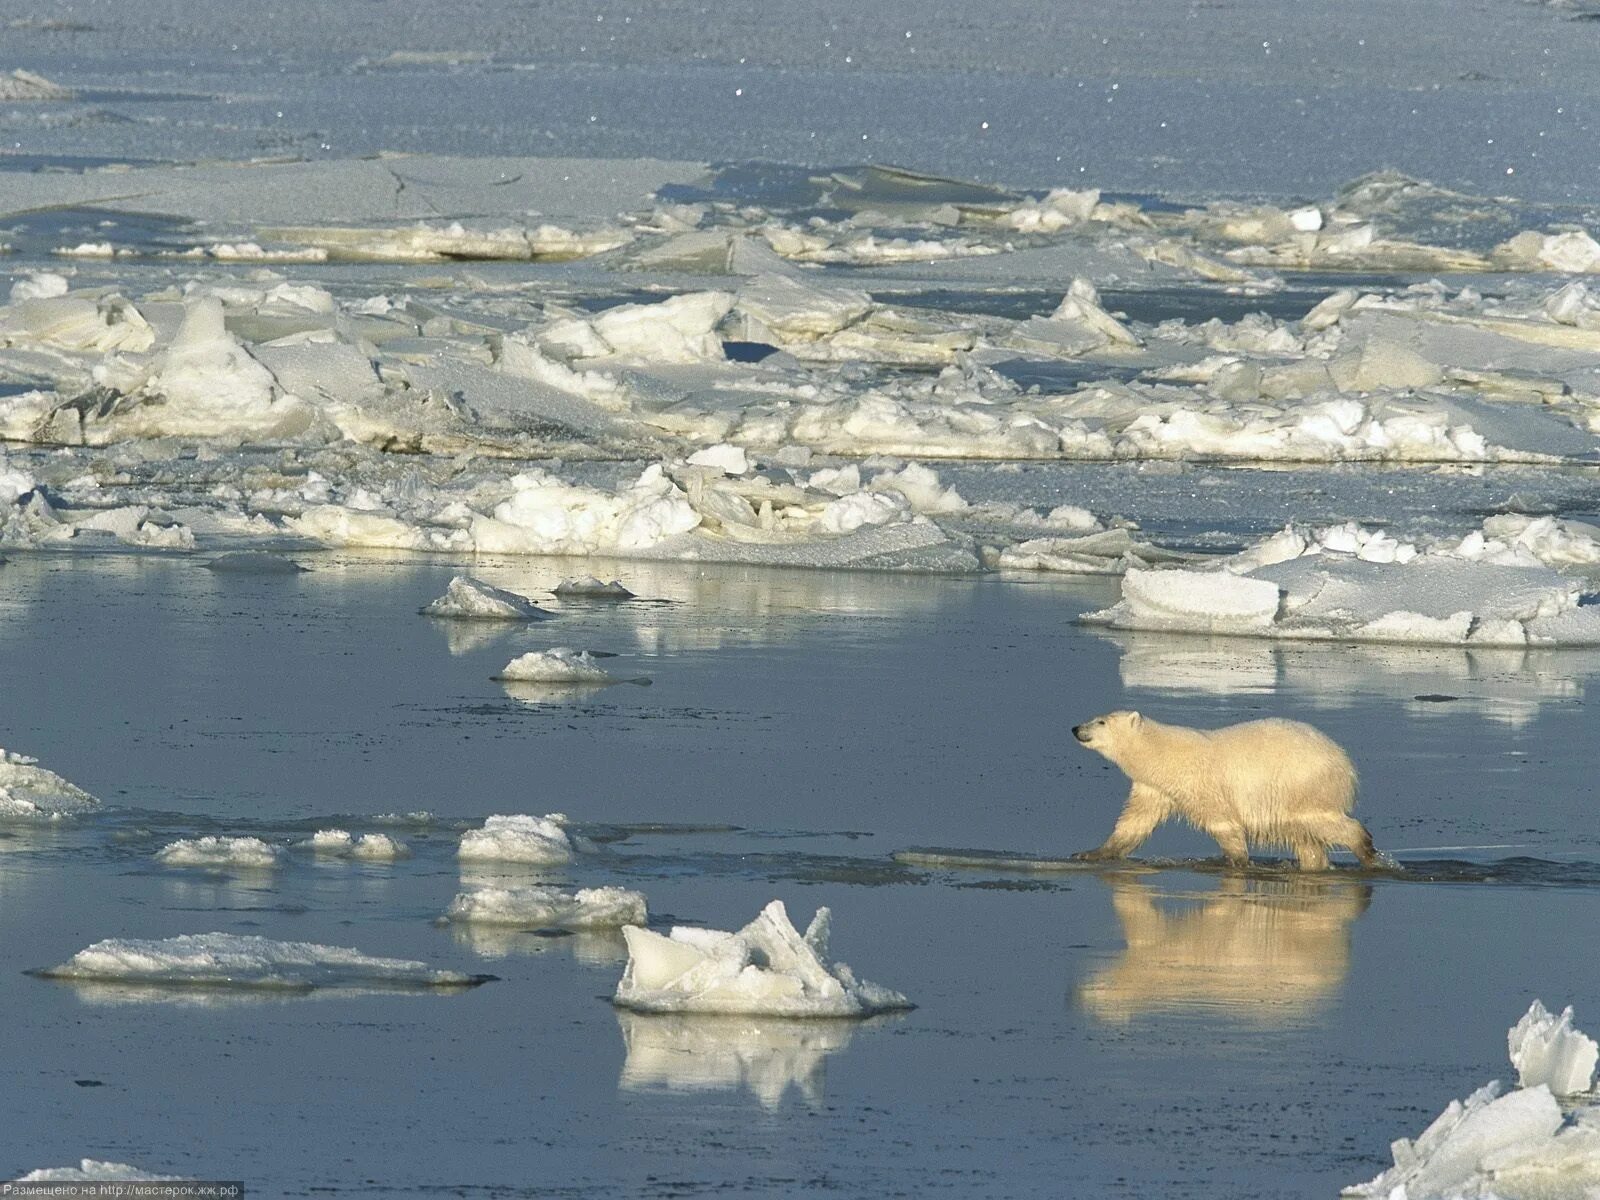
[
  {"left": 1077, "top": 875, "right": 1372, "bottom": 1024},
  {"left": 1071, "top": 711, "right": 1380, "bottom": 870}
]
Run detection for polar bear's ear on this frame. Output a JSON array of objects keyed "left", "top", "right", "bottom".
[{"left": 1127, "top": 711, "right": 1143, "bottom": 727}]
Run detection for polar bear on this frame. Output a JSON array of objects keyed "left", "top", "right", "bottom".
[{"left": 1071, "top": 711, "right": 1380, "bottom": 871}]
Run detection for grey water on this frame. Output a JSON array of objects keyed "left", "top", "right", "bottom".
[{"left": 4, "top": 550, "right": 1600, "bottom": 1195}]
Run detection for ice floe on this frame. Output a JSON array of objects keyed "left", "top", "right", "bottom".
[
  {"left": 555, "top": 575, "right": 634, "bottom": 599},
  {"left": 1084, "top": 518, "right": 1600, "bottom": 646},
  {"left": 303, "top": 829, "right": 410, "bottom": 861},
  {"left": 457, "top": 814, "right": 575, "bottom": 864},
  {"left": 0, "top": 749, "right": 99, "bottom": 819},
  {"left": 32, "top": 933, "right": 492, "bottom": 990},
  {"left": 494, "top": 648, "right": 626, "bottom": 685},
  {"left": 421, "top": 575, "right": 548, "bottom": 620},
  {"left": 613, "top": 900, "right": 912, "bottom": 1018},
  {"left": 16, "top": 1161, "right": 183, "bottom": 1182},
  {"left": 0, "top": 68, "right": 72, "bottom": 100},
  {"left": 204, "top": 551, "right": 305, "bottom": 574},
  {"left": 444, "top": 885, "right": 647, "bottom": 929},
  {"left": 1345, "top": 1001, "right": 1600, "bottom": 1199},
  {"left": 156, "top": 836, "right": 281, "bottom": 869}
]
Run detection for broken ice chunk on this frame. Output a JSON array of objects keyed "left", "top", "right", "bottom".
[
  {"left": 1510, "top": 1000, "right": 1599, "bottom": 1096},
  {"left": 421, "top": 575, "right": 549, "bottom": 620},
  {"left": 613, "top": 900, "right": 912, "bottom": 1018}
]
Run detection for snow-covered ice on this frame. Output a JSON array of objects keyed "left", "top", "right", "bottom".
[
  {"left": 613, "top": 900, "right": 912, "bottom": 1018},
  {"left": 1084, "top": 519, "right": 1600, "bottom": 646},
  {"left": 303, "top": 829, "right": 411, "bottom": 861},
  {"left": 457, "top": 814, "right": 575, "bottom": 864},
  {"left": 421, "top": 575, "right": 548, "bottom": 620},
  {"left": 16, "top": 1161, "right": 183, "bottom": 1182},
  {"left": 0, "top": 749, "right": 99, "bottom": 819},
  {"left": 156, "top": 836, "right": 281, "bottom": 869},
  {"left": 32, "top": 933, "right": 493, "bottom": 990},
  {"left": 444, "top": 885, "right": 647, "bottom": 929}
]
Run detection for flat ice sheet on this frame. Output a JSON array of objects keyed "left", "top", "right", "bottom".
[{"left": 32, "top": 933, "right": 494, "bottom": 990}]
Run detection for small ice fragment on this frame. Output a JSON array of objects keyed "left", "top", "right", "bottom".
[
  {"left": 31, "top": 933, "right": 492, "bottom": 990},
  {"left": 686, "top": 443, "right": 751, "bottom": 475},
  {"left": 495, "top": 648, "right": 619, "bottom": 684},
  {"left": 1288, "top": 206, "right": 1324, "bottom": 233},
  {"left": 445, "top": 885, "right": 647, "bottom": 928},
  {"left": 156, "top": 836, "right": 281, "bottom": 869},
  {"left": 421, "top": 575, "right": 548, "bottom": 620},
  {"left": 307, "top": 829, "right": 354, "bottom": 853},
  {"left": 613, "top": 899, "right": 913, "bottom": 1018},
  {"left": 1510, "top": 1000, "right": 1598, "bottom": 1095},
  {"left": 204, "top": 551, "right": 305, "bottom": 574},
  {"left": 554, "top": 576, "right": 634, "bottom": 599},
  {"left": 0, "top": 749, "right": 100, "bottom": 819},
  {"left": 457, "top": 814, "right": 574, "bottom": 865}
]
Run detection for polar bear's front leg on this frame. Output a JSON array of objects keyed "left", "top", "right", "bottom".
[{"left": 1076, "top": 783, "right": 1171, "bottom": 861}]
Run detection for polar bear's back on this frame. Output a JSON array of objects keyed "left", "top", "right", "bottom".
[{"left": 1201, "top": 718, "right": 1357, "bottom": 821}]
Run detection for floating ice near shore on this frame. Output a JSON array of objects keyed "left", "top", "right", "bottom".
[
  {"left": 495, "top": 648, "right": 623, "bottom": 684},
  {"left": 17, "top": 1161, "right": 182, "bottom": 1182},
  {"left": 156, "top": 836, "right": 281, "bottom": 869},
  {"left": 0, "top": 749, "right": 99, "bottom": 819},
  {"left": 613, "top": 900, "right": 912, "bottom": 1018},
  {"left": 1344, "top": 1001, "right": 1600, "bottom": 1199},
  {"left": 304, "top": 829, "right": 410, "bottom": 861},
  {"left": 1085, "top": 519, "right": 1600, "bottom": 646},
  {"left": 457, "top": 814, "right": 574, "bottom": 864},
  {"left": 32, "top": 933, "right": 492, "bottom": 990},
  {"left": 444, "top": 885, "right": 647, "bottom": 928},
  {"left": 421, "top": 575, "right": 548, "bottom": 620}
]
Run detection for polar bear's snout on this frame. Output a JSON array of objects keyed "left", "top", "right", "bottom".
[{"left": 1072, "top": 724, "right": 1090, "bottom": 743}]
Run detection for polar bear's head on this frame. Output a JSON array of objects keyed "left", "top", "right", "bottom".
[{"left": 1072, "top": 710, "right": 1142, "bottom": 757}]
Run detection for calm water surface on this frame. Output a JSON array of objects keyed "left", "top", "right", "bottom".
[{"left": 2, "top": 552, "right": 1598, "bottom": 1196}]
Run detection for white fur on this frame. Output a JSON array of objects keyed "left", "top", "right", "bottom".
[{"left": 1072, "top": 711, "right": 1377, "bottom": 870}]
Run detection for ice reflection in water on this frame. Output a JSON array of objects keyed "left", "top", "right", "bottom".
[
  {"left": 447, "top": 922, "right": 626, "bottom": 965},
  {"left": 1106, "top": 630, "right": 1600, "bottom": 727},
  {"left": 1077, "top": 873, "right": 1370, "bottom": 1025},
  {"left": 616, "top": 1011, "right": 861, "bottom": 1109}
]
